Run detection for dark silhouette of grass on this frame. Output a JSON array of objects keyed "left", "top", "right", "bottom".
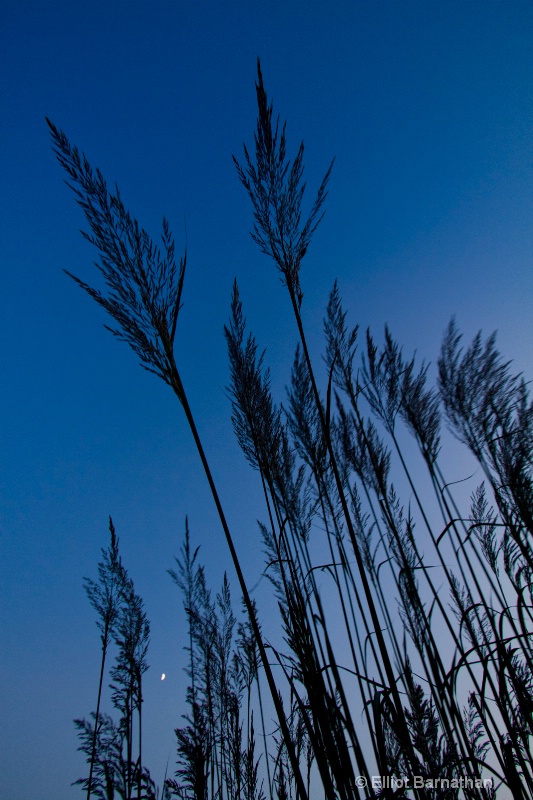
[
  {"left": 51, "top": 62, "right": 533, "bottom": 800},
  {"left": 75, "top": 520, "right": 154, "bottom": 799}
]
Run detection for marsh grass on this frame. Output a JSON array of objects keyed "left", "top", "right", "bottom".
[
  {"left": 52, "top": 62, "right": 533, "bottom": 799},
  {"left": 75, "top": 519, "right": 154, "bottom": 800}
]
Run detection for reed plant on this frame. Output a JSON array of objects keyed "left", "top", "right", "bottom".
[
  {"left": 53, "top": 61, "right": 533, "bottom": 799},
  {"left": 167, "top": 520, "right": 267, "bottom": 800},
  {"left": 75, "top": 519, "right": 155, "bottom": 800}
]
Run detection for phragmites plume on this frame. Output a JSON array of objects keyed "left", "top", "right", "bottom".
[
  {"left": 46, "top": 118, "right": 186, "bottom": 398},
  {"left": 233, "top": 59, "right": 334, "bottom": 309}
]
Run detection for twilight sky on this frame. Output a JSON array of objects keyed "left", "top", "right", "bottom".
[{"left": 1, "top": 2, "right": 532, "bottom": 798}]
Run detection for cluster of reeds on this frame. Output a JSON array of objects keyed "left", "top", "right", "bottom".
[
  {"left": 75, "top": 519, "right": 155, "bottom": 799},
  {"left": 51, "top": 62, "right": 533, "bottom": 799},
  {"left": 166, "top": 520, "right": 269, "bottom": 800}
]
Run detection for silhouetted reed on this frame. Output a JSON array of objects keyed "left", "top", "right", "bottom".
[{"left": 75, "top": 520, "right": 155, "bottom": 800}]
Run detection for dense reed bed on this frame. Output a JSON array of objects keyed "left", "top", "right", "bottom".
[{"left": 50, "top": 63, "right": 533, "bottom": 799}]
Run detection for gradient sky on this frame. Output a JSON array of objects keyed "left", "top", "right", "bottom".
[{"left": 1, "top": 2, "right": 532, "bottom": 798}]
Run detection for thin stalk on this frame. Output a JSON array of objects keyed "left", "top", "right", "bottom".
[
  {"left": 137, "top": 678, "right": 142, "bottom": 800},
  {"left": 254, "top": 656, "right": 273, "bottom": 799},
  {"left": 87, "top": 630, "right": 109, "bottom": 800},
  {"left": 177, "top": 382, "right": 309, "bottom": 800}
]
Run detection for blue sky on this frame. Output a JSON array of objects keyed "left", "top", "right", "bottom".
[{"left": 1, "top": 1, "right": 532, "bottom": 797}]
